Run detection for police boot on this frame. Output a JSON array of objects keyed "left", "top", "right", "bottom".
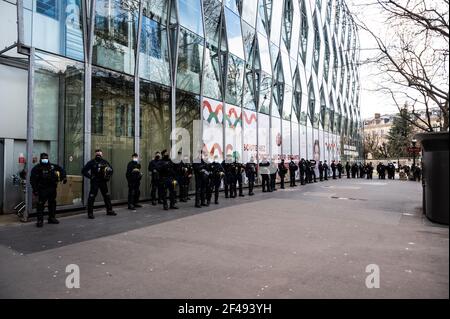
[
  {"left": 152, "top": 200, "right": 157, "bottom": 206},
  {"left": 48, "top": 217, "right": 60, "bottom": 224},
  {"left": 128, "top": 205, "right": 135, "bottom": 210},
  {"left": 106, "top": 210, "right": 117, "bottom": 216},
  {"left": 170, "top": 203, "right": 179, "bottom": 209},
  {"left": 195, "top": 197, "right": 202, "bottom": 208},
  {"left": 36, "top": 217, "right": 44, "bottom": 228}
]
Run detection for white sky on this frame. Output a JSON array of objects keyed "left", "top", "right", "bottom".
[{"left": 347, "top": 0, "right": 400, "bottom": 120}]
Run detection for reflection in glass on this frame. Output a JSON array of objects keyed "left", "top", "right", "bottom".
[
  {"left": 142, "top": 0, "right": 168, "bottom": 25},
  {"left": 242, "top": 0, "right": 258, "bottom": 27},
  {"left": 176, "top": 91, "right": 201, "bottom": 160},
  {"left": 241, "top": 21, "right": 256, "bottom": 68},
  {"left": 258, "top": 71, "right": 272, "bottom": 114},
  {"left": 256, "top": 32, "right": 272, "bottom": 74},
  {"left": 140, "top": 81, "right": 171, "bottom": 198},
  {"left": 203, "top": 0, "right": 222, "bottom": 46},
  {"left": 243, "top": 68, "right": 257, "bottom": 111},
  {"left": 177, "top": 28, "right": 204, "bottom": 94},
  {"left": 93, "top": 0, "right": 138, "bottom": 74},
  {"left": 225, "top": 8, "right": 245, "bottom": 60},
  {"left": 139, "top": 16, "right": 170, "bottom": 86},
  {"left": 23, "top": 0, "right": 85, "bottom": 61},
  {"left": 177, "top": 0, "right": 204, "bottom": 36},
  {"left": 33, "top": 51, "right": 84, "bottom": 206},
  {"left": 203, "top": 43, "right": 223, "bottom": 100},
  {"left": 91, "top": 68, "right": 134, "bottom": 201},
  {"left": 226, "top": 54, "right": 245, "bottom": 106}
]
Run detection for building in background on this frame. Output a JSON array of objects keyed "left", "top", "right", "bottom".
[
  {"left": 363, "top": 108, "right": 443, "bottom": 159},
  {"left": 0, "top": 0, "right": 362, "bottom": 215}
]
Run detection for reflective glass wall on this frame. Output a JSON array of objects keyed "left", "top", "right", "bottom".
[{"left": 20, "top": 0, "right": 362, "bottom": 208}]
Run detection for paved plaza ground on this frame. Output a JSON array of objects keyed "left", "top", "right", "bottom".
[{"left": 0, "top": 178, "right": 448, "bottom": 298}]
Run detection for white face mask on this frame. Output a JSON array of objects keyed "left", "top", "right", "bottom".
[
  {"left": 41, "top": 159, "right": 49, "bottom": 164},
  {"left": 132, "top": 158, "right": 138, "bottom": 162}
]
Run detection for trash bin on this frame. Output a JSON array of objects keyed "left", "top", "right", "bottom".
[{"left": 416, "top": 132, "right": 449, "bottom": 225}]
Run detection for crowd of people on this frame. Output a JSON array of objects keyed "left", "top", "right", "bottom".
[{"left": 28, "top": 150, "right": 419, "bottom": 227}]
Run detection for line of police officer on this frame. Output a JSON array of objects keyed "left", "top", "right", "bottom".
[{"left": 30, "top": 149, "right": 346, "bottom": 227}]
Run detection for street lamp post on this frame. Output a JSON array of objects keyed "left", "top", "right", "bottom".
[{"left": 412, "top": 138, "right": 417, "bottom": 168}]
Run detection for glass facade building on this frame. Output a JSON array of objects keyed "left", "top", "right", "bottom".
[{"left": 0, "top": 0, "right": 362, "bottom": 215}]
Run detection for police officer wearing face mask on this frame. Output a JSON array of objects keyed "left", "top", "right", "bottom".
[
  {"left": 222, "top": 154, "right": 236, "bottom": 198},
  {"left": 126, "top": 153, "right": 143, "bottom": 210},
  {"left": 234, "top": 155, "right": 246, "bottom": 197},
  {"left": 148, "top": 151, "right": 161, "bottom": 206},
  {"left": 193, "top": 151, "right": 209, "bottom": 208},
  {"left": 245, "top": 156, "right": 257, "bottom": 196},
  {"left": 177, "top": 153, "right": 193, "bottom": 203},
  {"left": 289, "top": 157, "right": 298, "bottom": 187},
  {"left": 207, "top": 155, "right": 225, "bottom": 205},
  {"left": 82, "top": 149, "right": 115, "bottom": 219},
  {"left": 278, "top": 159, "right": 288, "bottom": 189},
  {"left": 30, "top": 153, "right": 67, "bottom": 227},
  {"left": 158, "top": 150, "right": 178, "bottom": 210}
]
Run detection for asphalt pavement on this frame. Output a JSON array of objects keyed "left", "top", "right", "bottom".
[{"left": 0, "top": 177, "right": 448, "bottom": 298}]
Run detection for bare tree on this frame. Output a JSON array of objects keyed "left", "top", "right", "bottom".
[{"left": 354, "top": 0, "right": 449, "bottom": 131}]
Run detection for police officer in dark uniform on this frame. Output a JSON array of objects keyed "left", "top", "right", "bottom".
[
  {"left": 305, "top": 160, "right": 311, "bottom": 183},
  {"left": 259, "top": 156, "right": 271, "bottom": 192},
  {"left": 30, "top": 153, "right": 67, "bottom": 227},
  {"left": 345, "top": 162, "right": 351, "bottom": 178},
  {"left": 234, "top": 157, "right": 246, "bottom": 197},
  {"left": 126, "top": 153, "right": 143, "bottom": 210},
  {"left": 222, "top": 154, "right": 237, "bottom": 198},
  {"left": 310, "top": 160, "right": 317, "bottom": 183},
  {"left": 278, "top": 159, "right": 288, "bottom": 189},
  {"left": 299, "top": 158, "right": 307, "bottom": 185},
  {"left": 245, "top": 156, "right": 257, "bottom": 195},
  {"left": 366, "top": 162, "right": 374, "bottom": 179},
  {"left": 351, "top": 162, "right": 358, "bottom": 178},
  {"left": 158, "top": 150, "right": 178, "bottom": 210},
  {"left": 331, "top": 160, "right": 337, "bottom": 179},
  {"left": 337, "top": 161, "right": 343, "bottom": 179},
  {"left": 288, "top": 157, "right": 298, "bottom": 187},
  {"left": 323, "top": 160, "right": 329, "bottom": 181},
  {"left": 193, "top": 152, "right": 209, "bottom": 208},
  {"left": 318, "top": 161, "right": 324, "bottom": 181},
  {"left": 177, "top": 153, "right": 193, "bottom": 202},
  {"left": 208, "top": 155, "right": 225, "bottom": 205},
  {"left": 82, "top": 149, "right": 115, "bottom": 219},
  {"left": 148, "top": 151, "right": 161, "bottom": 206}
]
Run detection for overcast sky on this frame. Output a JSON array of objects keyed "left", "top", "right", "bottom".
[{"left": 347, "top": 0, "right": 400, "bottom": 120}]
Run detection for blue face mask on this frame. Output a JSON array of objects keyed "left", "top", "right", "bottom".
[{"left": 41, "top": 159, "right": 49, "bottom": 164}]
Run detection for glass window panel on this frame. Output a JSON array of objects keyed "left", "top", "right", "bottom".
[
  {"left": 93, "top": 0, "right": 138, "bottom": 74},
  {"left": 177, "top": 28, "right": 204, "bottom": 95},
  {"left": 203, "top": 44, "right": 223, "bottom": 100},
  {"left": 224, "top": 0, "right": 241, "bottom": 13},
  {"left": 225, "top": 54, "right": 245, "bottom": 105},
  {"left": 256, "top": 32, "right": 272, "bottom": 74},
  {"left": 282, "top": 85, "right": 293, "bottom": 120},
  {"left": 139, "top": 17, "right": 170, "bottom": 86},
  {"left": 177, "top": 0, "right": 204, "bottom": 36},
  {"left": 258, "top": 71, "right": 271, "bottom": 114},
  {"left": 176, "top": 92, "right": 201, "bottom": 161},
  {"left": 225, "top": 8, "right": 245, "bottom": 60},
  {"left": 142, "top": 0, "right": 168, "bottom": 25},
  {"left": 23, "top": 0, "right": 84, "bottom": 60},
  {"left": 241, "top": 0, "right": 258, "bottom": 27},
  {"left": 241, "top": 21, "right": 256, "bottom": 67},
  {"left": 33, "top": 51, "right": 84, "bottom": 206},
  {"left": 203, "top": 0, "right": 222, "bottom": 46},
  {"left": 243, "top": 68, "right": 257, "bottom": 111},
  {"left": 140, "top": 81, "right": 171, "bottom": 198},
  {"left": 91, "top": 68, "right": 134, "bottom": 201},
  {"left": 269, "top": 0, "right": 283, "bottom": 46}
]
